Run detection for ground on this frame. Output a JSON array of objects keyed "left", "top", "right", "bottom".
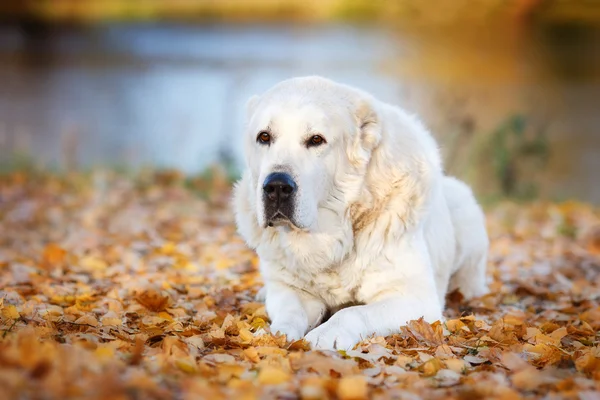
[{"left": 0, "top": 170, "right": 599, "bottom": 400}]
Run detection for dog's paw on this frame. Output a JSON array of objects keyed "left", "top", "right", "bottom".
[
  {"left": 461, "top": 284, "right": 490, "bottom": 300},
  {"left": 270, "top": 321, "right": 305, "bottom": 342},
  {"left": 304, "top": 321, "right": 358, "bottom": 351}
]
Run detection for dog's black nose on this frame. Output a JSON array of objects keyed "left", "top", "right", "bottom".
[{"left": 263, "top": 172, "right": 296, "bottom": 202}]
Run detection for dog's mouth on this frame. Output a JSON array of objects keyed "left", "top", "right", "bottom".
[
  {"left": 265, "top": 210, "right": 301, "bottom": 230},
  {"left": 265, "top": 210, "right": 294, "bottom": 228}
]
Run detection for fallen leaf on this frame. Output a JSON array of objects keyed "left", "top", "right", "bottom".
[
  {"left": 337, "top": 376, "right": 368, "bottom": 400},
  {"left": 42, "top": 244, "right": 67, "bottom": 266},
  {"left": 406, "top": 318, "right": 444, "bottom": 346},
  {"left": 257, "top": 367, "right": 290, "bottom": 385},
  {"left": 135, "top": 289, "right": 172, "bottom": 312},
  {"left": 1, "top": 304, "right": 20, "bottom": 320},
  {"left": 74, "top": 314, "right": 99, "bottom": 327}
]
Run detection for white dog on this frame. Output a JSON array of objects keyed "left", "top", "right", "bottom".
[{"left": 233, "top": 76, "right": 488, "bottom": 350}]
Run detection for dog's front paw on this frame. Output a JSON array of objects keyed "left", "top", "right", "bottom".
[
  {"left": 270, "top": 320, "right": 305, "bottom": 342},
  {"left": 304, "top": 321, "right": 358, "bottom": 351}
]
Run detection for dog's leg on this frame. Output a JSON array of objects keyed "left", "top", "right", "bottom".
[
  {"left": 443, "top": 176, "right": 489, "bottom": 299},
  {"left": 449, "top": 251, "right": 489, "bottom": 299},
  {"left": 266, "top": 281, "right": 327, "bottom": 341},
  {"left": 305, "top": 239, "right": 443, "bottom": 350},
  {"left": 304, "top": 295, "right": 442, "bottom": 350}
]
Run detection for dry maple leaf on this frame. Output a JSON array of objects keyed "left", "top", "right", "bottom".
[
  {"left": 405, "top": 318, "right": 445, "bottom": 347},
  {"left": 135, "top": 288, "right": 172, "bottom": 312}
]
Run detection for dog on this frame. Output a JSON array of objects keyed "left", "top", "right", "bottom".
[{"left": 233, "top": 76, "right": 489, "bottom": 350}]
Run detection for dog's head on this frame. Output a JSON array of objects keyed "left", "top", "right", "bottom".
[{"left": 241, "top": 77, "right": 381, "bottom": 232}]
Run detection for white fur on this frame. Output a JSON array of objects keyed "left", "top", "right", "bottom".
[{"left": 233, "top": 76, "right": 489, "bottom": 350}]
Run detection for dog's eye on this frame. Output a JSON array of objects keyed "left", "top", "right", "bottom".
[
  {"left": 307, "top": 135, "right": 326, "bottom": 147},
  {"left": 257, "top": 131, "right": 271, "bottom": 145}
]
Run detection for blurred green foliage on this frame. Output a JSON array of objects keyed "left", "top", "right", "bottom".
[{"left": 489, "top": 115, "right": 549, "bottom": 200}]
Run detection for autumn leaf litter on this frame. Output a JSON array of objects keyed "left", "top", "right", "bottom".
[{"left": 0, "top": 170, "right": 599, "bottom": 399}]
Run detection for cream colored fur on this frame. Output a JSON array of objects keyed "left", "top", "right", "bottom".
[{"left": 233, "top": 76, "right": 488, "bottom": 350}]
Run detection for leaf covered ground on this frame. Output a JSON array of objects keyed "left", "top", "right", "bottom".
[{"left": 0, "top": 170, "right": 599, "bottom": 400}]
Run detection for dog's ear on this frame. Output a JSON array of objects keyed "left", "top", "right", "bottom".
[
  {"left": 246, "top": 95, "right": 260, "bottom": 118},
  {"left": 349, "top": 98, "right": 382, "bottom": 167}
]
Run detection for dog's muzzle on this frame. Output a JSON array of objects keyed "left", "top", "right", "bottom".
[{"left": 263, "top": 172, "right": 296, "bottom": 227}]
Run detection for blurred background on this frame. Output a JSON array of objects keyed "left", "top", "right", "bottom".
[{"left": 0, "top": 0, "right": 598, "bottom": 203}]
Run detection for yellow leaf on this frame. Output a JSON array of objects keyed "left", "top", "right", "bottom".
[
  {"left": 74, "top": 314, "right": 99, "bottom": 327},
  {"left": 255, "top": 347, "right": 288, "bottom": 357},
  {"left": 337, "top": 376, "right": 368, "bottom": 400},
  {"left": 444, "top": 358, "right": 467, "bottom": 374},
  {"left": 75, "top": 293, "right": 97, "bottom": 311},
  {"left": 158, "top": 311, "right": 173, "bottom": 321},
  {"left": 50, "top": 295, "right": 77, "bottom": 306},
  {"left": 101, "top": 317, "right": 122, "bottom": 327},
  {"left": 79, "top": 256, "right": 107, "bottom": 271},
  {"left": 95, "top": 346, "right": 115, "bottom": 360},
  {"left": 253, "top": 306, "right": 269, "bottom": 319},
  {"left": 445, "top": 319, "right": 466, "bottom": 333},
  {"left": 419, "top": 358, "right": 445, "bottom": 377},
  {"left": 175, "top": 357, "right": 197, "bottom": 373},
  {"left": 2, "top": 304, "right": 20, "bottom": 320},
  {"left": 215, "top": 258, "right": 234, "bottom": 270},
  {"left": 243, "top": 347, "right": 260, "bottom": 363},
  {"left": 251, "top": 318, "right": 267, "bottom": 331},
  {"left": 549, "top": 326, "right": 568, "bottom": 342},
  {"left": 239, "top": 328, "right": 254, "bottom": 343},
  {"left": 257, "top": 367, "right": 290, "bottom": 385},
  {"left": 177, "top": 261, "right": 198, "bottom": 271},
  {"left": 159, "top": 241, "right": 177, "bottom": 255},
  {"left": 218, "top": 364, "right": 246, "bottom": 381},
  {"left": 204, "top": 353, "right": 235, "bottom": 364}
]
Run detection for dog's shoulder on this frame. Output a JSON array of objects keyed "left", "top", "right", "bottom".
[{"left": 348, "top": 101, "right": 443, "bottom": 237}]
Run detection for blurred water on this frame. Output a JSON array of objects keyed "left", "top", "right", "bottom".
[
  {"left": 0, "top": 24, "right": 410, "bottom": 172},
  {"left": 0, "top": 23, "right": 599, "bottom": 201}
]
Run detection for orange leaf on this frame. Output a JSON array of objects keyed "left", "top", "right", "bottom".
[
  {"left": 257, "top": 367, "right": 290, "bottom": 385},
  {"left": 407, "top": 318, "right": 444, "bottom": 346},
  {"left": 42, "top": 244, "right": 67, "bottom": 266},
  {"left": 135, "top": 288, "right": 172, "bottom": 312},
  {"left": 419, "top": 358, "right": 445, "bottom": 377},
  {"left": 337, "top": 376, "right": 368, "bottom": 400}
]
